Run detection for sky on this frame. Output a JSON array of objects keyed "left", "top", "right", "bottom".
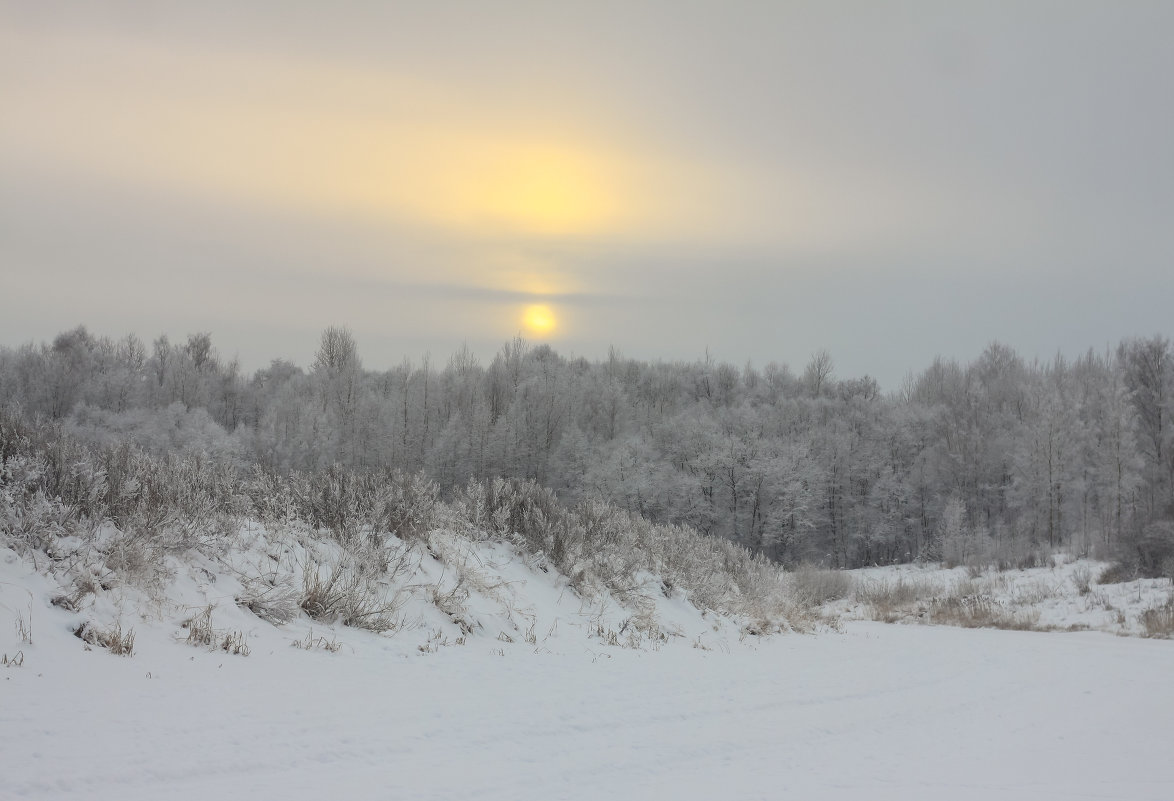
[{"left": 2, "top": 1, "right": 1173, "bottom": 389}]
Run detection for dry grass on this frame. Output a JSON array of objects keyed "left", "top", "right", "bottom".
[
  {"left": 855, "top": 574, "right": 1050, "bottom": 631},
  {"left": 290, "top": 628, "right": 342, "bottom": 652},
  {"left": 1009, "top": 578, "right": 1058, "bottom": 606},
  {"left": 235, "top": 578, "right": 300, "bottom": 625},
  {"left": 181, "top": 606, "right": 250, "bottom": 656},
  {"left": 218, "top": 630, "right": 250, "bottom": 656},
  {"left": 1141, "top": 596, "right": 1174, "bottom": 638},
  {"left": 430, "top": 583, "right": 474, "bottom": 634},
  {"left": 788, "top": 566, "right": 854, "bottom": 607},
  {"left": 50, "top": 572, "right": 103, "bottom": 613},
  {"left": 854, "top": 576, "right": 941, "bottom": 622},
  {"left": 183, "top": 606, "right": 216, "bottom": 647},
  {"left": 300, "top": 558, "right": 404, "bottom": 632},
  {"left": 74, "top": 621, "right": 135, "bottom": 655},
  {"left": 926, "top": 595, "right": 1041, "bottom": 630},
  {"left": 15, "top": 611, "right": 32, "bottom": 645}
]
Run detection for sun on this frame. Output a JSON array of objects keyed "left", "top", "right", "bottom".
[{"left": 522, "top": 304, "right": 557, "bottom": 336}]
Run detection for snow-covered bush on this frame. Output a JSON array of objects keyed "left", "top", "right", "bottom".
[{"left": 283, "top": 464, "right": 439, "bottom": 546}]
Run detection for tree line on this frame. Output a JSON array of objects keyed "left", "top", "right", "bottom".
[{"left": 2, "top": 326, "right": 1171, "bottom": 573}]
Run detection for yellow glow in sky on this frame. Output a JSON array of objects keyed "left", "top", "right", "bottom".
[
  {"left": 0, "top": 27, "right": 761, "bottom": 250},
  {"left": 450, "top": 145, "right": 614, "bottom": 236},
  {"left": 0, "top": 29, "right": 633, "bottom": 242},
  {"left": 521, "top": 304, "right": 558, "bottom": 337}
]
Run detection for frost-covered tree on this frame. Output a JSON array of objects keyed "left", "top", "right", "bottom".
[{"left": 6, "top": 325, "right": 1174, "bottom": 570}]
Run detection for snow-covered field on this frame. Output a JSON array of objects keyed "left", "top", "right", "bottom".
[
  {"left": 4, "top": 620, "right": 1173, "bottom": 800},
  {"left": 4, "top": 544, "right": 1174, "bottom": 801}
]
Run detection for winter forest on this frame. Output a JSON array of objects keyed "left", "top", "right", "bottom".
[{"left": 3, "top": 325, "right": 1171, "bottom": 575}]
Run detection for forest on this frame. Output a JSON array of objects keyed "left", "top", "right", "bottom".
[{"left": 1, "top": 325, "right": 1171, "bottom": 574}]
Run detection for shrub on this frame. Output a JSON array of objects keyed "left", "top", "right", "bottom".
[
  {"left": 290, "top": 466, "right": 436, "bottom": 543},
  {"left": 371, "top": 469, "right": 439, "bottom": 542},
  {"left": 1097, "top": 562, "right": 1135, "bottom": 585},
  {"left": 101, "top": 528, "right": 172, "bottom": 596},
  {"left": 1134, "top": 522, "right": 1174, "bottom": 578}
]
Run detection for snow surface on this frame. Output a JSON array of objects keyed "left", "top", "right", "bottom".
[{"left": 4, "top": 542, "right": 1174, "bottom": 801}]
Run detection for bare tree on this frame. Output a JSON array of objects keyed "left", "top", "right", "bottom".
[{"left": 803, "top": 349, "right": 835, "bottom": 397}]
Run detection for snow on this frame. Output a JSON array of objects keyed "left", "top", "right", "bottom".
[
  {"left": 834, "top": 555, "right": 1173, "bottom": 635},
  {"left": 4, "top": 544, "right": 1174, "bottom": 801},
  {"left": 5, "top": 621, "right": 1174, "bottom": 800}
]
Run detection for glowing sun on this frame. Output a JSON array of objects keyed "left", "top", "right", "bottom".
[{"left": 522, "top": 304, "right": 557, "bottom": 336}]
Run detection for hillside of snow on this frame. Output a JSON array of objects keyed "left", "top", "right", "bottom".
[
  {"left": 0, "top": 517, "right": 764, "bottom": 672},
  {"left": 4, "top": 542, "right": 1174, "bottom": 800}
]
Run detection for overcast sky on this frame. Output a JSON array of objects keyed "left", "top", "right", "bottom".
[{"left": 2, "top": 1, "right": 1172, "bottom": 388}]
